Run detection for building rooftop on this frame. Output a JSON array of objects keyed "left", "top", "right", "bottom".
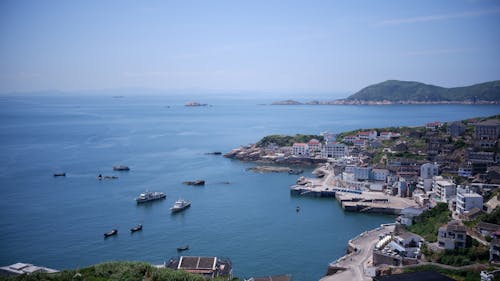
[
  {"left": 249, "top": 275, "right": 292, "bottom": 281},
  {"left": 474, "top": 119, "right": 500, "bottom": 126}
]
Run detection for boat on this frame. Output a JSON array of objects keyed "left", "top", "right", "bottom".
[
  {"left": 182, "top": 180, "right": 205, "bottom": 186},
  {"left": 104, "top": 229, "right": 118, "bottom": 238},
  {"left": 296, "top": 206, "right": 301, "bottom": 212},
  {"left": 170, "top": 199, "right": 191, "bottom": 213},
  {"left": 288, "top": 169, "right": 304, "bottom": 175},
  {"left": 135, "top": 191, "right": 166, "bottom": 203},
  {"left": 176, "top": 245, "right": 189, "bottom": 252},
  {"left": 53, "top": 173, "right": 66, "bottom": 177},
  {"left": 130, "top": 224, "right": 142, "bottom": 233},
  {"left": 113, "top": 165, "right": 130, "bottom": 171}
]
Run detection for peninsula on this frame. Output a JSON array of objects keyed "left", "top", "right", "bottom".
[{"left": 271, "top": 80, "right": 500, "bottom": 105}]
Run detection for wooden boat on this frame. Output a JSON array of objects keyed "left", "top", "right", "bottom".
[
  {"left": 176, "top": 245, "right": 189, "bottom": 252},
  {"left": 104, "top": 229, "right": 118, "bottom": 238},
  {"left": 130, "top": 224, "right": 142, "bottom": 233}
]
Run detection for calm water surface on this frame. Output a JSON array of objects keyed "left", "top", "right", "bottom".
[{"left": 0, "top": 94, "right": 498, "bottom": 280}]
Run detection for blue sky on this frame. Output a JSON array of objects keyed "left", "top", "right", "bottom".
[{"left": 1, "top": 0, "right": 500, "bottom": 95}]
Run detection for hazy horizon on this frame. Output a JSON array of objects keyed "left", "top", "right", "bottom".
[{"left": 1, "top": 0, "right": 500, "bottom": 94}]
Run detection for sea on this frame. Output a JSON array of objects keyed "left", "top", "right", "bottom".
[{"left": 0, "top": 93, "right": 498, "bottom": 281}]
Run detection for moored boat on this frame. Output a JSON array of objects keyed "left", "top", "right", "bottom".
[
  {"left": 53, "top": 173, "right": 66, "bottom": 177},
  {"left": 136, "top": 191, "right": 166, "bottom": 203},
  {"left": 104, "top": 229, "right": 118, "bottom": 238},
  {"left": 170, "top": 199, "right": 191, "bottom": 213},
  {"left": 176, "top": 245, "right": 189, "bottom": 252},
  {"left": 113, "top": 165, "right": 130, "bottom": 171},
  {"left": 130, "top": 224, "right": 142, "bottom": 233}
]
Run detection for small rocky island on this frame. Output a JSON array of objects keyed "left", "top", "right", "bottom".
[
  {"left": 185, "top": 101, "right": 208, "bottom": 107},
  {"left": 271, "top": 100, "right": 303, "bottom": 105}
]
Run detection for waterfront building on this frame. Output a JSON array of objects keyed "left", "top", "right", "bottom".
[
  {"left": 292, "top": 143, "right": 309, "bottom": 156},
  {"left": 372, "top": 169, "right": 389, "bottom": 181},
  {"left": 456, "top": 187, "right": 483, "bottom": 214},
  {"left": 426, "top": 121, "right": 442, "bottom": 131},
  {"left": 0, "top": 263, "right": 58, "bottom": 276},
  {"left": 353, "top": 166, "right": 371, "bottom": 181},
  {"left": 321, "top": 142, "right": 348, "bottom": 158},
  {"left": 438, "top": 220, "right": 466, "bottom": 250},
  {"left": 420, "top": 163, "right": 439, "bottom": 179},
  {"left": 395, "top": 179, "right": 408, "bottom": 197}
]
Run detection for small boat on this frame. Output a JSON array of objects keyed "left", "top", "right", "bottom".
[
  {"left": 288, "top": 169, "right": 304, "bottom": 175},
  {"left": 104, "top": 229, "right": 118, "bottom": 238},
  {"left": 113, "top": 165, "right": 130, "bottom": 171},
  {"left": 176, "top": 245, "right": 189, "bottom": 252},
  {"left": 296, "top": 206, "right": 301, "bottom": 212},
  {"left": 130, "top": 224, "right": 142, "bottom": 233},
  {"left": 53, "top": 173, "right": 66, "bottom": 177},
  {"left": 182, "top": 180, "right": 205, "bottom": 186},
  {"left": 170, "top": 199, "right": 191, "bottom": 213}
]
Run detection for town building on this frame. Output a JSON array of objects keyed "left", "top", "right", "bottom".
[
  {"left": 466, "top": 149, "right": 496, "bottom": 164},
  {"left": 321, "top": 142, "right": 348, "bottom": 158},
  {"left": 353, "top": 166, "right": 371, "bottom": 181},
  {"left": 447, "top": 121, "right": 466, "bottom": 137},
  {"left": 458, "top": 166, "right": 473, "bottom": 177},
  {"left": 343, "top": 135, "right": 358, "bottom": 143},
  {"left": 456, "top": 187, "right": 483, "bottom": 214},
  {"left": 292, "top": 143, "right": 309, "bottom": 156},
  {"left": 426, "top": 121, "right": 442, "bottom": 131},
  {"left": 490, "top": 238, "right": 500, "bottom": 263},
  {"left": 0, "top": 263, "right": 58, "bottom": 276},
  {"left": 437, "top": 220, "right": 466, "bottom": 249},
  {"left": 474, "top": 119, "right": 500, "bottom": 140},
  {"left": 477, "top": 222, "right": 500, "bottom": 237},
  {"left": 372, "top": 169, "right": 389, "bottom": 181},
  {"left": 421, "top": 163, "right": 439, "bottom": 179},
  {"left": 432, "top": 177, "right": 456, "bottom": 202},
  {"left": 307, "top": 139, "right": 322, "bottom": 153}
]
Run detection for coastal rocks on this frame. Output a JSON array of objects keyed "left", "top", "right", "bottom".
[
  {"left": 271, "top": 100, "right": 302, "bottom": 105},
  {"left": 246, "top": 166, "right": 291, "bottom": 173},
  {"left": 183, "top": 180, "right": 205, "bottom": 186},
  {"left": 224, "top": 145, "right": 326, "bottom": 165}
]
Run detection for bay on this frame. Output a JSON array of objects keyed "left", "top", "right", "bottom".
[{"left": 0, "top": 94, "right": 498, "bottom": 281}]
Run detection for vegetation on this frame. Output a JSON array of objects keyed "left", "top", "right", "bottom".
[
  {"left": 346, "top": 80, "right": 500, "bottom": 102},
  {"left": 436, "top": 246, "right": 490, "bottom": 266},
  {"left": 408, "top": 203, "right": 451, "bottom": 242},
  {"left": 256, "top": 134, "right": 323, "bottom": 147},
  {"left": 0, "top": 262, "right": 235, "bottom": 281},
  {"left": 403, "top": 264, "right": 492, "bottom": 281}
]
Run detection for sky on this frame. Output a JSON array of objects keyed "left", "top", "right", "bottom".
[{"left": 1, "top": 0, "right": 500, "bottom": 95}]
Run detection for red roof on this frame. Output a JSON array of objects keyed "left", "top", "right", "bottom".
[{"left": 293, "top": 143, "right": 308, "bottom": 147}]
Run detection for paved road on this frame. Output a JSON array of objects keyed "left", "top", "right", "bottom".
[{"left": 320, "top": 225, "right": 395, "bottom": 281}]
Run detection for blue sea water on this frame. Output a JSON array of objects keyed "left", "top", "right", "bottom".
[{"left": 0, "top": 94, "right": 498, "bottom": 281}]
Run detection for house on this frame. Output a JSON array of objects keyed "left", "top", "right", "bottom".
[
  {"left": 379, "top": 131, "right": 400, "bottom": 140},
  {"left": 292, "top": 143, "right": 309, "bottom": 156},
  {"left": 448, "top": 121, "right": 466, "bottom": 137},
  {"left": 438, "top": 220, "right": 466, "bottom": 249},
  {"left": 353, "top": 139, "right": 367, "bottom": 148},
  {"left": 307, "top": 139, "right": 322, "bottom": 153},
  {"left": 458, "top": 166, "right": 473, "bottom": 177},
  {"left": 165, "top": 256, "right": 232, "bottom": 279},
  {"left": 357, "top": 130, "right": 377, "bottom": 140},
  {"left": 485, "top": 194, "right": 500, "bottom": 213},
  {"left": 477, "top": 222, "right": 500, "bottom": 237},
  {"left": 343, "top": 135, "right": 358, "bottom": 143},
  {"left": 426, "top": 121, "right": 442, "bottom": 131},
  {"left": 0, "top": 263, "right": 58, "bottom": 276},
  {"left": 490, "top": 238, "right": 500, "bottom": 263},
  {"left": 353, "top": 166, "right": 371, "bottom": 181},
  {"left": 474, "top": 119, "right": 500, "bottom": 148},
  {"left": 466, "top": 149, "right": 496, "bottom": 164},
  {"left": 321, "top": 142, "right": 348, "bottom": 158},
  {"left": 456, "top": 187, "right": 483, "bottom": 214},
  {"left": 462, "top": 207, "right": 483, "bottom": 220}
]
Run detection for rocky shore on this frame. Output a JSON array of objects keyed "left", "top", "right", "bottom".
[{"left": 224, "top": 144, "right": 326, "bottom": 165}]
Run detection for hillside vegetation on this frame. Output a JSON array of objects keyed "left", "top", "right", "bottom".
[
  {"left": 256, "top": 134, "right": 323, "bottom": 147},
  {"left": 0, "top": 262, "right": 232, "bottom": 281},
  {"left": 408, "top": 203, "right": 451, "bottom": 242},
  {"left": 346, "top": 80, "right": 500, "bottom": 102}
]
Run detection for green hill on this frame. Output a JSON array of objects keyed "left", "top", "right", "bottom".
[{"left": 346, "top": 80, "right": 500, "bottom": 102}]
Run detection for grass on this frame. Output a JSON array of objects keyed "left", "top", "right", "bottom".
[
  {"left": 0, "top": 261, "right": 235, "bottom": 281},
  {"left": 408, "top": 203, "right": 451, "bottom": 242}
]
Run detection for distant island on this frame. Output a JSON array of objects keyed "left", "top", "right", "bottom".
[
  {"left": 272, "top": 80, "right": 500, "bottom": 105},
  {"left": 185, "top": 101, "right": 208, "bottom": 107}
]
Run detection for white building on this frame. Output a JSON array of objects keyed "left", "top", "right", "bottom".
[
  {"left": 417, "top": 178, "right": 433, "bottom": 192},
  {"left": 292, "top": 143, "right": 309, "bottom": 156},
  {"left": 0, "top": 263, "right": 58, "bottom": 276},
  {"left": 421, "top": 163, "right": 439, "bottom": 179},
  {"left": 321, "top": 142, "right": 348, "bottom": 158},
  {"left": 433, "top": 177, "right": 456, "bottom": 202},
  {"left": 456, "top": 187, "right": 483, "bottom": 214}
]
